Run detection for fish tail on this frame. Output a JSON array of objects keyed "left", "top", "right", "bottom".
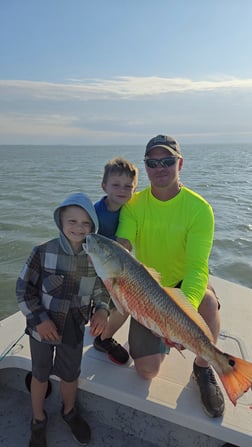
[{"left": 218, "top": 355, "right": 252, "bottom": 405}]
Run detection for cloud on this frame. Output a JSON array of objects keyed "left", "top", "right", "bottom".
[
  {"left": 1, "top": 75, "right": 252, "bottom": 144},
  {"left": 1, "top": 75, "right": 252, "bottom": 101},
  {"left": 0, "top": 113, "right": 78, "bottom": 136},
  {"left": 0, "top": 112, "right": 141, "bottom": 143}
]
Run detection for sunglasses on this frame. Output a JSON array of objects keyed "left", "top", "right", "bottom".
[{"left": 144, "top": 156, "right": 178, "bottom": 169}]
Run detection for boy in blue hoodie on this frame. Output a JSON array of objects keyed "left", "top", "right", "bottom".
[{"left": 16, "top": 192, "right": 110, "bottom": 447}]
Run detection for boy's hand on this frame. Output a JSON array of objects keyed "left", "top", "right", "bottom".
[
  {"left": 90, "top": 309, "right": 108, "bottom": 337},
  {"left": 36, "top": 320, "right": 60, "bottom": 342}
]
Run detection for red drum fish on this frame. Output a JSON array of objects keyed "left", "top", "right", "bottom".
[{"left": 84, "top": 233, "right": 252, "bottom": 406}]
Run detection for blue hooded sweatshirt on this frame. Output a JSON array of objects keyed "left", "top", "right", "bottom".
[{"left": 54, "top": 192, "right": 99, "bottom": 255}]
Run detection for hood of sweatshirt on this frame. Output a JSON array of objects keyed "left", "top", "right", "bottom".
[{"left": 54, "top": 192, "right": 98, "bottom": 255}]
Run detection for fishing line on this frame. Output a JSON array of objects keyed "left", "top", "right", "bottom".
[{"left": 0, "top": 332, "right": 25, "bottom": 361}]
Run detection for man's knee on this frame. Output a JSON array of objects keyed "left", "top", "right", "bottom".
[
  {"left": 199, "top": 287, "right": 219, "bottom": 317},
  {"left": 134, "top": 354, "right": 163, "bottom": 380}
]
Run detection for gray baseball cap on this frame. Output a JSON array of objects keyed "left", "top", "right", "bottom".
[{"left": 145, "top": 134, "right": 182, "bottom": 158}]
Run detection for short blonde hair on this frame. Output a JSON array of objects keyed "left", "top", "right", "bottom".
[{"left": 102, "top": 157, "right": 138, "bottom": 188}]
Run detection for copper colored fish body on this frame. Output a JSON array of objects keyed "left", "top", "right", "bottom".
[{"left": 84, "top": 233, "right": 252, "bottom": 406}]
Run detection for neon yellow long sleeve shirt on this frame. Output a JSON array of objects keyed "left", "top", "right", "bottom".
[{"left": 116, "top": 185, "right": 214, "bottom": 309}]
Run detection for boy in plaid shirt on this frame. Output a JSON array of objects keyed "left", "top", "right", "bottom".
[{"left": 16, "top": 192, "right": 110, "bottom": 447}]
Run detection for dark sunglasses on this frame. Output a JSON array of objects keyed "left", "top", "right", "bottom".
[{"left": 144, "top": 156, "right": 178, "bottom": 169}]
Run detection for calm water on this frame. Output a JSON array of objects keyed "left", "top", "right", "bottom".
[{"left": 1, "top": 144, "right": 251, "bottom": 319}]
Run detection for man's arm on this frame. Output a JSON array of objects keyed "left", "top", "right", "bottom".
[{"left": 182, "top": 202, "right": 214, "bottom": 309}]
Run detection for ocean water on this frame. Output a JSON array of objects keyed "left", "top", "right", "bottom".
[{"left": 0, "top": 144, "right": 251, "bottom": 320}]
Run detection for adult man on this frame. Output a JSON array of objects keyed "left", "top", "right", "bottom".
[{"left": 116, "top": 134, "right": 224, "bottom": 418}]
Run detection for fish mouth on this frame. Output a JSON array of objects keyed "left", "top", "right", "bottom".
[
  {"left": 83, "top": 233, "right": 100, "bottom": 253},
  {"left": 82, "top": 233, "right": 93, "bottom": 253}
]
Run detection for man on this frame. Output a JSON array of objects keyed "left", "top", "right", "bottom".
[{"left": 116, "top": 134, "right": 224, "bottom": 418}]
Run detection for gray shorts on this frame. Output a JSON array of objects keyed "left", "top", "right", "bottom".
[
  {"left": 29, "top": 336, "right": 84, "bottom": 382},
  {"left": 128, "top": 317, "right": 169, "bottom": 360}
]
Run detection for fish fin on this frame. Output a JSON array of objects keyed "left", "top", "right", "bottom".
[
  {"left": 171, "top": 342, "right": 186, "bottom": 358},
  {"left": 145, "top": 267, "right": 161, "bottom": 283},
  {"left": 163, "top": 338, "right": 186, "bottom": 358},
  {"left": 176, "top": 348, "right": 186, "bottom": 359},
  {"left": 163, "top": 287, "right": 215, "bottom": 343},
  {"left": 218, "top": 354, "right": 252, "bottom": 405},
  {"left": 103, "top": 278, "right": 126, "bottom": 315},
  {"left": 110, "top": 296, "right": 126, "bottom": 315}
]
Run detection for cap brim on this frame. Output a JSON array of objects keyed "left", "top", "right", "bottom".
[{"left": 145, "top": 144, "right": 181, "bottom": 158}]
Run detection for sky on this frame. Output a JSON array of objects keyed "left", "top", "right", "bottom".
[{"left": 1, "top": 0, "right": 252, "bottom": 145}]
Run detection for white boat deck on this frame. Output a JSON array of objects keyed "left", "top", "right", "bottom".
[{"left": 0, "top": 275, "right": 252, "bottom": 447}]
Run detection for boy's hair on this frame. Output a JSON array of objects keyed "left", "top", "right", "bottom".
[{"left": 102, "top": 157, "right": 138, "bottom": 187}]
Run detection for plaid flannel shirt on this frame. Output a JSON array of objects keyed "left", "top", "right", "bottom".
[{"left": 16, "top": 238, "right": 110, "bottom": 342}]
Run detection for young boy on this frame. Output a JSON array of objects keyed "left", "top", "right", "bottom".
[
  {"left": 16, "top": 192, "right": 110, "bottom": 447},
  {"left": 93, "top": 157, "right": 138, "bottom": 364}
]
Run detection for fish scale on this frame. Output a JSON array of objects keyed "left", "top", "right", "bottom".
[{"left": 106, "top": 263, "right": 214, "bottom": 353}]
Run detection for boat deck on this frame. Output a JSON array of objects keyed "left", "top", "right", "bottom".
[{"left": 0, "top": 276, "right": 252, "bottom": 446}]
